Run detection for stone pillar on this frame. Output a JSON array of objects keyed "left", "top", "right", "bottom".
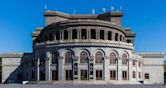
[
  {"left": 45, "top": 52, "right": 51, "bottom": 81},
  {"left": 37, "top": 58, "right": 40, "bottom": 81},
  {"left": 136, "top": 60, "right": 139, "bottom": 81},
  {"left": 117, "top": 57, "right": 122, "bottom": 81},
  {"left": 112, "top": 32, "right": 115, "bottom": 41},
  {"left": 68, "top": 30, "right": 72, "bottom": 40},
  {"left": 61, "top": 30, "right": 64, "bottom": 40},
  {"left": 104, "top": 56, "right": 109, "bottom": 81},
  {"left": 73, "top": 56, "right": 79, "bottom": 80},
  {"left": 128, "top": 58, "right": 132, "bottom": 81},
  {"left": 58, "top": 56, "right": 64, "bottom": 80},
  {"left": 105, "top": 31, "right": 108, "bottom": 40},
  {"left": 89, "top": 56, "right": 94, "bottom": 80}
]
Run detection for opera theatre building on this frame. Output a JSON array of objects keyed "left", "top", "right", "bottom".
[{"left": 0, "top": 10, "right": 164, "bottom": 84}]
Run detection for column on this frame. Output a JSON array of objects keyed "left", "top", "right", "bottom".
[
  {"left": 58, "top": 56, "right": 64, "bottom": 80},
  {"left": 136, "top": 60, "right": 139, "bottom": 81},
  {"left": 73, "top": 56, "right": 79, "bottom": 80},
  {"left": 128, "top": 58, "right": 132, "bottom": 81},
  {"left": 105, "top": 31, "right": 108, "bottom": 40},
  {"left": 68, "top": 30, "right": 72, "bottom": 40},
  {"left": 104, "top": 56, "right": 109, "bottom": 81},
  {"left": 112, "top": 32, "right": 115, "bottom": 41},
  {"left": 89, "top": 56, "right": 94, "bottom": 80},
  {"left": 37, "top": 58, "right": 40, "bottom": 81},
  {"left": 45, "top": 52, "right": 51, "bottom": 81},
  {"left": 117, "top": 57, "right": 122, "bottom": 81}
]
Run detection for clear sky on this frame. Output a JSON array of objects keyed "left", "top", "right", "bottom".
[{"left": 0, "top": 0, "right": 166, "bottom": 60}]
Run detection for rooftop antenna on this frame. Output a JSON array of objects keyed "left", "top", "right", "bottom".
[
  {"left": 102, "top": 8, "right": 106, "bottom": 13},
  {"left": 92, "top": 9, "right": 96, "bottom": 14}
]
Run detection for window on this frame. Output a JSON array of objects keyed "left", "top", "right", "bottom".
[
  {"left": 56, "top": 31, "right": 60, "bottom": 40},
  {"left": 133, "top": 71, "right": 136, "bottom": 78},
  {"left": 40, "top": 59, "right": 45, "bottom": 66},
  {"left": 81, "top": 70, "right": 88, "bottom": 80},
  {"left": 110, "top": 52, "right": 116, "bottom": 64},
  {"left": 64, "top": 30, "right": 68, "bottom": 40},
  {"left": 100, "top": 30, "right": 104, "bottom": 40},
  {"left": 65, "top": 52, "right": 72, "bottom": 63},
  {"left": 115, "top": 33, "right": 118, "bottom": 41},
  {"left": 120, "top": 35, "right": 122, "bottom": 41},
  {"left": 122, "top": 71, "right": 127, "bottom": 80},
  {"left": 91, "top": 29, "right": 96, "bottom": 39},
  {"left": 110, "top": 70, "right": 116, "bottom": 80},
  {"left": 132, "top": 60, "right": 136, "bottom": 66},
  {"left": 31, "top": 71, "right": 35, "bottom": 79},
  {"left": 139, "top": 72, "right": 141, "bottom": 79},
  {"left": 52, "top": 52, "right": 59, "bottom": 64},
  {"left": 66, "top": 70, "right": 73, "bottom": 80},
  {"left": 108, "top": 31, "right": 112, "bottom": 40},
  {"left": 96, "top": 70, "right": 102, "bottom": 80},
  {"left": 145, "top": 73, "right": 149, "bottom": 79},
  {"left": 127, "top": 40, "right": 131, "bottom": 43},
  {"left": 52, "top": 70, "right": 58, "bottom": 80},
  {"left": 122, "top": 53, "right": 128, "bottom": 65},
  {"left": 139, "top": 61, "right": 141, "bottom": 67},
  {"left": 72, "top": 29, "right": 77, "bottom": 39},
  {"left": 80, "top": 51, "right": 88, "bottom": 63},
  {"left": 95, "top": 52, "right": 103, "bottom": 63},
  {"left": 81, "top": 29, "right": 87, "bottom": 39},
  {"left": 49, "top": 33, "right": 54, "bottom": 41}
]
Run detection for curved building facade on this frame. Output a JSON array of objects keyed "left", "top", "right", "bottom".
[{"left": 0, "top": 11, "right": 164, "bottom": 84}]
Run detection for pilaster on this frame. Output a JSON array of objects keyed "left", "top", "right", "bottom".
[
  {"left": 104, "top": 56, "right": 109, "bottom": 81},
  {"left": 45, "top": 52, "right": 51, "bottom": 81},
  {"left": 117, "top": 57, "right": 122, "bottom": 81},
  {"left": 58, "top": 56, "right": 64, "bottom": 81}
]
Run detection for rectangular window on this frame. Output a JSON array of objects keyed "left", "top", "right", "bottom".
[
  {"left": 52, "top": 70, "right": 58, "bottom": 80},
  {"left": 96, "top": 70, "right": 102, "bottom": 80},
  {"left": 108, "top": 31, "right": 112, "bottom": 40},
  {"left": 139, "top": 61, "right": 141, "bottom": 67},
  {"left": 133, "top": 71, "right": 136, "bottom": 78},
  {"left": 66, "top": 70, "right": 72, "bottom": 80},
  {"left": 56, "top": 31, "right": 60, "bottom": 40},
  {"left": 132, "top": 60, "right": 136, "bottom": 66},
  {"left": 91, "top": 29, "right": 96, "bottom": 39},
  {"left": 110, "top": 70, "right": 116, "bottom": 80},
  {"left": 122, "top": 71, "right": 127, "bottom": 80},
  {"left": 81, "top": 70, "right": 88, "bottom": 80},
  {"left": 72, "top": 29, "right": 77, "bottom": 39},
  {"left": 64, "top": 30, "right": 68, "bottom": 40},
  {"left": 100, "top": 30, "right": 104, "bottom": 40},
  {"left": 139, "top": 72, "right": 141, "bottom": 79},
  {"left": 81, "top": 29, "right": 87, "bottom": 39}
]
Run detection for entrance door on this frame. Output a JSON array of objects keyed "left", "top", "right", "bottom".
[
  {"left": 52, "top": 70, "right": 58, "bottom": 80},
  {"left": 81, "top": 70, "right": 88, "bottom": 80}
]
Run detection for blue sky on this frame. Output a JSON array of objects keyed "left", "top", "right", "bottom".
[{"left": 0, "top": 0, "right": 166, "bottom": 60}]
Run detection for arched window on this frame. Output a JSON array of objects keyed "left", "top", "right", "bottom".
[
  {"left": 133, "top": 71, "right": 136, "bottom": 78},
  {"left": 95, "top": 52, "right": 103, "bottom": 63},
  {"left": 65, "top": 52, "right": 72, "bottom": 63},
  {"left": 64, "top": 30, "right": 68, "bottom": 40},
  {"left": 115, "top": 33, "right": 118, "bottom": 41},
  {"left": 122, "top": 53, "right": 128, "bottom": 65},
  {"left": 145, "top": 73, "right": 149, "bottom": 79},
  {"left": 52, "top": 52, "right": 59, "bottom": 64},
  {"left": 80, "top": 51, "right": 88, "bottom": 63},
  {"left": 72, "top": 29, "right": 77, "bottom": 39},
  {"left": 110, "top": 52, "right": 116, "bottom": 64}
]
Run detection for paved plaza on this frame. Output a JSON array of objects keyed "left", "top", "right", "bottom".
[{"left": 0, "top": 84, "right": 165, "bottom": 88}]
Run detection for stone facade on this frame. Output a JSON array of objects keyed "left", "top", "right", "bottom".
[{"left": 0, "top": 10, "right": 164, "bottom": 84}]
